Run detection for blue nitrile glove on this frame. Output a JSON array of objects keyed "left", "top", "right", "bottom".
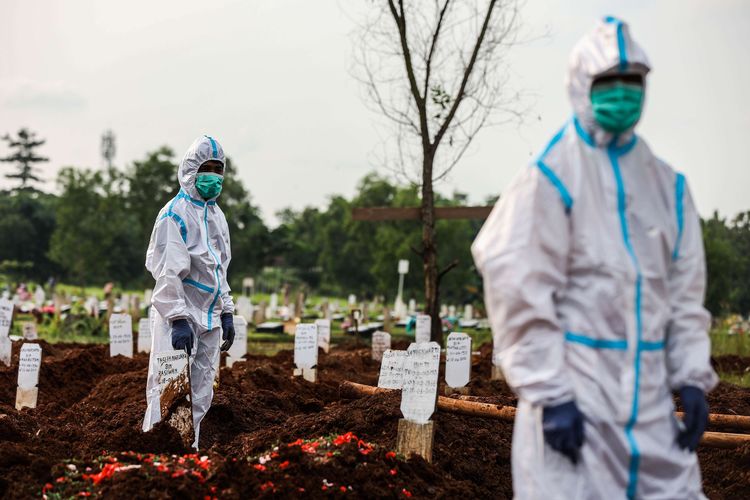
[
  {"left": 543, "top": 400, "right": 585, "bottom": 464},
  {"left": 678, "top": 386, "right": 708, "bottom": 451},
  {"left": 171, "top": 318, "right": 194, "bottom": 356},
  {"left": 220, "top": 313, "right": 235, "bottom": 352}
]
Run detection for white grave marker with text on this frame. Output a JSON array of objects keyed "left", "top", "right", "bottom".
[
  {"left": 294, "top": 324, "right": 318, "bottom": 370},
  {"left": 371, "top": 331, "right": 391, "bottom": 361},
  {"left": 155, "top": 350, "right": 188, "bottom": 387},
  {"left": 227, "top": 315, "right": 248, "bottom": 366},
  {"left": 109, "top": 313, "right": 133, "bottom": 358},
  {"left": 377, "top": 349, "right": 407, "bottom": 389},
  {"left": 400, "top": 342, "right": 441, "bottom": 424},
  {"left": 16, "top": 343, "right": 42, "bottom": 410},
  {"left": 22, "top": 322, "right": 38, "bottom": 340},
  {"left": 445, "top": 332, "right": 472, "bottom": 388},
  {"left": 0, "top": 298, "right": 13, "bottom": 366},
  {"left": 315, "top": 319, "right": 331, "bottom": 354},
  {"left": 138, "top": 318, "right": 151, "bottom": 353},
  {"left": 415, "top": 314, "right": 431, "bottom": 344}
]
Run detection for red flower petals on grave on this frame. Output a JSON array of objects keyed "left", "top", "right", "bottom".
[
  {"left": 260, "top": 481, "right": 275, "bottom": 492},
  {"left": 401, "top": 488, "right": 413, "bottom": 497},
  {"left": 390, "top": 468, "right": 398, "bottom": 476},
  {"left": 279, "top": 460, "right": 290, "bottom": 469},
  {"left": 253, "top": 464, "right": 267, "bottom": 471},
  {"left": 385, "top": 451, "right": 396, "bottom": 460},
  {"left": 333, "top": 432, "right": 357, "bottom": 446}
]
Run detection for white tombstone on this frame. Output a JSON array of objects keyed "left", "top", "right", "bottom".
[
  {"left": 440, "top": 304, "right": 448, "bottom": 317},
  {"left": 235, "top": 296, "right": 253, "bottom": 322},
  {"left": 227, "top": 315, "right": 248, "bottom": 366},
  {"left": 348, "top": 294, "right": 357, "bottom": 306},
  {"left": 0, "top": 298, "right": 13, "bottom": 366},
  {"left": 109, "top": 313, "right": 133, "bottom": 358},
  {"left": 119, "top": 294, "right": 130, "bottom": 313},
  {"left": 155, "top": 349, "right": 188, "bottom": 388},
  {"left": 85, "top": 296, "right": 99, "bottom": 316},
  {"left": 22, "top": 322, "right": 38, "bottom": 340},
  {"left": 408, "top": 299, "right": 417, "bottom": 315},
  {"left": 137, "top": 318, "right": 151, "bottom": 353},
  {"left": 0, "top": 297, "right": 12, "bottom": 336},
  {"left": 377, "top": 349, "right": 407, "bottom": 389},
  {"left": 371, "top": 331, "right": 391, "bottom": 361},
  {"left": 448, "top": 305, "right": 456, "bottom": 317},
  {"left": 463, "top": 304, "right": 473, "bottom": 321},
  {"left": 144, "top": 289, "right": 153, "bottom": 305},
  {"left": 269, "top": 293, "right": 279, "bottom": 315},
  {"left": 415, "top": 314, "right": 431, "bottom": 344},
  {"left": 34, "top": 287, "right": 45, "bottom": 308},
  {"left": 16, "top": 343, "right": 42, "bottom": 410},
  {"left": 315, "top": 319, "right": 331, "bottom": 354},
  {"left": 400, "top": 342, "right": 441, "bottom": 424},
  {"left": 445, "top": 332, "right": 472, "bottom": 389},
  {"left": 0, "top": 336, "right": 10, "bottom": 367},
  {"left": 294, "top": 323, "right": 318, "bottom": 381}
]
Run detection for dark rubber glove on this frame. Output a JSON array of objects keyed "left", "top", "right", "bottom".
[
  {"left": 543, "top": 400, "right": 585, "bottom": 464},
  {"left": 678, "top": 386, "right": 708, "bottom": 451},
  {"left": 171, "top": 318, "right": 193, "bottom": 356},
  {"left": 220, "top": 313, "right": 235, "bottom": 352}
]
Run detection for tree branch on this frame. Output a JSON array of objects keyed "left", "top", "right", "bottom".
[
  {"left": 422, "top": 0, "right": 451, "bottom": 100},
  {"left": 387, "top": 0, "right": 431, "bottom": 151},
  {"left": 438, "top": 259, "right": 459, "bottom": 281},
  {"left": 431, "top": 0, "right": 497, "bottom": 151}
]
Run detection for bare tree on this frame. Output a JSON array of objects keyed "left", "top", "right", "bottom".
[{"left": 352, "top": 0, "right": 526, "bottom": 343}]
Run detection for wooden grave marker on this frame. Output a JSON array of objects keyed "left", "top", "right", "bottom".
[
  {"left": 293, "top": 323, "right": 318, "bottom": 382},
  {"left": 227, "top": 315, "right": 248, "bottom": 367},
  {"left": 16, "top": 343, "right": 42, "bottom": 410},
  {"left": 415, "top": 314, "right": 431, "bottom": 344},
  {"left": 445, "top": 332, "right": 472, "bottom": 395},
  {"left": 371, "top": 330, "right": 391, "bottom": 361},
  {"left": 315, "top": 318, "right": 331, "bottom": 354},
  {"left": 378, "top": 349, "right": 407, "bottom": 389},
  {"left": 397, "top": 342, "right": 441, "bottom": 462},
  {"left": 22, "top": 322, "right": 38, "bottom": 341},
  {"left": 109, "top": 313, "right": 133, "bottom": 358},
  {"left": 137, "top": 318, "right": 151, "bottom": 353}
]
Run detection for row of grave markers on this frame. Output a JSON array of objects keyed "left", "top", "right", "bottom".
[{"left": 0, "top": 298, "right": 44, "bottom": 410}]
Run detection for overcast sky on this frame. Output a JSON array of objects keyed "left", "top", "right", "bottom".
[{"left": 2, "top": 0, "right": 748, "bottom": 225}]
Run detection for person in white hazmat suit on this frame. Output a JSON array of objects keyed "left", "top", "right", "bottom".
[
  {"left": 472, "top": 18, "right": 717, "bottom": 499},
  {"left": 142, "top": 135, "right": 236, "bottom": 449}
]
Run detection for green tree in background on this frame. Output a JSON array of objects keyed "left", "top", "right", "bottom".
[
  {"left": 49, "top": 167, "right": 141, "bottom": 286},
  {"left": 0, "top": 191, "right": 57, "bottom": 282},
  {"left": 124, "top": 146, "right": 181, "bottom": 271},
  {"left": 1, "top": 128, "right": 48, "bottom": 191}
]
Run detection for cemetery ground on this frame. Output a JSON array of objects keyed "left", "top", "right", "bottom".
[{"left": 1, "top": 306, "right": 749, "bottom": 498}]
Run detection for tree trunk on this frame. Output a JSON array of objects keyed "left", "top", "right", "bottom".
[{"left": 421, "top": 153, "right": 442, "bottom": 346}]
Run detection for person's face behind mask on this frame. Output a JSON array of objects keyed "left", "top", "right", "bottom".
[
  {"left": 590, "top": 73, "right": 644, "bottom": 134},
  {"left": 196, "top": 160, "right": 224, "bottom": 200}
]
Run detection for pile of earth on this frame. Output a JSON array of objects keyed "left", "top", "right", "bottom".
[{"left": 0, "top": 339, "right": 748, "bottom": 498}]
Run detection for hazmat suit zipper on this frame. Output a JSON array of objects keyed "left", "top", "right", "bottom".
[{"left": 203, "top": 204, "right": 222, "bottom": 330}]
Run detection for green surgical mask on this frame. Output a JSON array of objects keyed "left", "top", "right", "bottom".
[
  {"left": 195, "top": 172, "right": 223, "bottom": 200},
  {"left": 590, "top": 81, "right": 644, "bottom": 134}
]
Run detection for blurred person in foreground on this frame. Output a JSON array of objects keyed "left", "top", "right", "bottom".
[
  {"left": 472, "top": 17, "right": 717, "bottom": 499},
  {"left": 142, "top": 135, "right": 235, "bottom": 449}
]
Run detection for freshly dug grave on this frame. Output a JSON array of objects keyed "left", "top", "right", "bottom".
[{"left": 0, "top": 340, "right": 748, "bottom": 499}]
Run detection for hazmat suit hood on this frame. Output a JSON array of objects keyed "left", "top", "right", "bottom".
[
  {"left": 566, "top": 17, "right": 650, "bottom": 147},
  {"left": 178, "top": 135, "right": 226, "bottom": 200}
]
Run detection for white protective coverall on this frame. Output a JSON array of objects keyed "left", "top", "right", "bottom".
[
  {"left": 142, "top": 135, "right": 234, "bottom": 449},
  {"left": 472, "top": 18, "right": 717, "bottom": 499}
]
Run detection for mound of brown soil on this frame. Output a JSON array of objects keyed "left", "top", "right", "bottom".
[{"left": 0, "top": 340, "right": 748, "bottom": 498}]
